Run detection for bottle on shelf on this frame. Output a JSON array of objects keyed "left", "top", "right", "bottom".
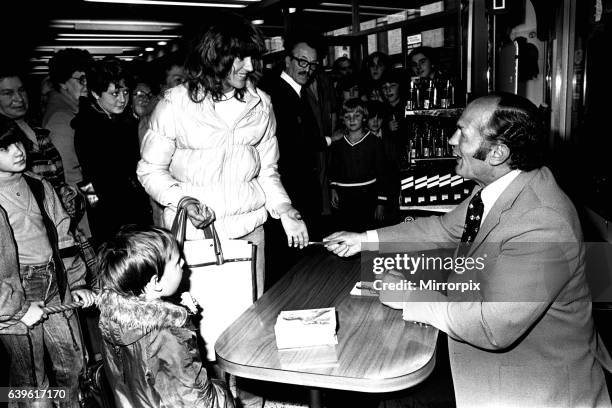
[
  {"left": 420, "top": 124, "right": 432, "bottom": 158},
  {"left": 405, "top": 80, "right": 421, "bottom": 114},
  {"left": 433, "top": 126, "right": 445, "bottom": 157},
  {"left": 423, "top": 79, "right": 437, "bottom": 110},
  {"left": 440, "top": 79, "right": 455, "bottom": 109}
]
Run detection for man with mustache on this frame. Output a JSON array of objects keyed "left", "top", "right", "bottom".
[{"left": 263, "top": 33, "right": 332, "bottom": 284}]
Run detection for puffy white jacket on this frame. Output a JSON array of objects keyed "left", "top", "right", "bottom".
[{"left": 137, "top": 84, "right": 291, "bottom": 239}]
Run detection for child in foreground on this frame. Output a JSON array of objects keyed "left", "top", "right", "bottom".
[{"left": 96, "top": 225, "right": 234, "bottom": 407}]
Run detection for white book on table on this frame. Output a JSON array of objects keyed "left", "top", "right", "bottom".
[{"left": 274, "top": 307, "right": 338, "bottom": 349}]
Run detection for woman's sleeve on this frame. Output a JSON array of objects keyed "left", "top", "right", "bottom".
[
  {"left": 137, "top": 98, "right": 184, "bottom": 210},
  {"left": 256, "top": 107, "right": 292, "bottom": 218}
]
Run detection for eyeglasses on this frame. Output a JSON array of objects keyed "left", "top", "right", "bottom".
[
  {"left": 106, "top": 89, "right": 130, "bottom": 99},
  {"left": 71, "top": 75, "right": 87, "bottom": 85},
  {"left": 133, "top": 90, "right": 153, "bottom": 99},
  {"left": 290, "top": 55, "right": 320, "bottom": 70}
]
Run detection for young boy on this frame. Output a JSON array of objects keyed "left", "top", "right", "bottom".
[
  {"left": 96, "top": 225, "right": 234, "bottom": 407},
  {"left": 0, "top": 119, "right": 95, "bottom": 407},
  {"left": 329, "top": 98, "right": 389, "bottom": 232}
]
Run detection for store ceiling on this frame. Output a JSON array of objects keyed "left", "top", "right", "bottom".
[{"left": 1, "top": 0, "right": 420, "bottom": 75}]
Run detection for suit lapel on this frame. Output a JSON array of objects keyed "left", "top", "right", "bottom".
[{"left": 469, "top": 169, "right": 540, "bottom": 253}]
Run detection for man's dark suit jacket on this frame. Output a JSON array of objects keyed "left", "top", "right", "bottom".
[{"left": 263, "top": 74, "right": 327, "bottom": 223}]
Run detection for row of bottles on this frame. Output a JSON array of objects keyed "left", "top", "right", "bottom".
[
  {"left": 405, "top": 78, "right": 456, "bottom": 112},
  {"left": 401, "top": 121, "right": 456, "bottom": 167}
]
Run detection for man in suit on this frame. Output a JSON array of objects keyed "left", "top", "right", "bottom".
[
  {"left": 263, "top": 35, "right": 335, "bottom": 239},
  {"left": 325, "top": 93, "right": 612, "bottom": 407},
  {"left": 262, "top": 34, "right": 340, "bottom": 287}
]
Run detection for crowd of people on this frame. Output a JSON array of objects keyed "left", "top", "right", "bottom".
[{"left": 1, "top": 12, "right": 610, "bottom": 408}]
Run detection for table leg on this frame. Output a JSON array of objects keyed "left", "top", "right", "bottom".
[{"left": 309, "top": 388, "right": 322, "bottom": 408}]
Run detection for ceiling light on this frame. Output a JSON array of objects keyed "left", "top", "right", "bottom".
[
  {"left": 83, "top": 0, "right": 249, "bottom": 8},
  {"left": 58, "top": 33, "right": 179, "bottom": 39},
  {"left": 252, "top": 19, "right": 264, "bottom": 25},
  {"left": 288, "top": 7, "right": 296, "bottom": 13},
  {"left": 158, "top": 41, "right": 168, "bottom": 45},
  {"left": 145, "top": 47, "right": 155, "bottom": 51},
  {"left": 56, "top": 38, "right": 174, "bottom": 42},
  {"left": 50, "top": 19, "right": 182, "bottom": 32},
  {"left": 138, "top": 53, "right": 144, "bottom": 56}
]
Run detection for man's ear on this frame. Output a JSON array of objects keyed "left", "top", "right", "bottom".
[
  {"left": 284, "top": 55, "right": 291, "bottom": 70},
  {"left": 489, "top": 143, "right": 511, "bottom": 166}
]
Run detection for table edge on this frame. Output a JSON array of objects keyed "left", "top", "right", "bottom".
[{"left": 215, "top": 349, "right": 437, "bottom": 393}]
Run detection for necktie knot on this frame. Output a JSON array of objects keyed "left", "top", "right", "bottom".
[{"left": 458, "top": 190, "right": 484, "bottom": 255}]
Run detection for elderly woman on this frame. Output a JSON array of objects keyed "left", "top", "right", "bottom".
[
  {"left": 72, "top": 58, "right": 151, "bottom": 245},
  {"left": 137, "top": 15, "right": 308, "bottom": 299}
]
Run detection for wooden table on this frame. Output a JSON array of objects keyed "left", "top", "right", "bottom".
[{"left": 215, "top": 249, "right": 438, "bottom": 405}]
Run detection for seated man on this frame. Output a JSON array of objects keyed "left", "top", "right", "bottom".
[{"left": 324, "top": 92, "right": 612, "bottom": 407}]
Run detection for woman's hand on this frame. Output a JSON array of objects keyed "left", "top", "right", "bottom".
[
  {"left": 185, "top": 202, "right": 215, "bottom": 229},
  {"left": 280, "top": 207, "right": 309, "bottom": 248}
]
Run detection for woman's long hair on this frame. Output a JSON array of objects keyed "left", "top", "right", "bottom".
[{"left": 184, "top": 14, "right": 266, "bottom": 103}]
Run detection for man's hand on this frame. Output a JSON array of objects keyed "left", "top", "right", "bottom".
[
  {"left": 379, "top": 270, "right": 406, "bottom": 310},
  {"left": 323, "top": 231, "right": 365, "bottom": 257},
  {"left": 185, "top": 202, "right": 215, "bottom": 229},
  {"left": 71, "top": 289, "right": 96, "bottom": 307},
  {"left": 20, "top": 301, "right": 47, "bottom": 327},
  {"left": 330, "top": 189, "right": 339, "bottom": 209},
  {"left": 280, "top": 207, "right": 309, "bottom": 248}
]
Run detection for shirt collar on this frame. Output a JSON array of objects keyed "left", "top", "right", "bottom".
[
  {"left": 480, "top": 169, "right": 522, "bottom": 222},
  {"left": 281, "top": 71, "right": 301, "bottom": 96}
]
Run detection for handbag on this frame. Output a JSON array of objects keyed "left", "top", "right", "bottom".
[{"left": 171, "top": 202, "right": 257, "bottom": 361}]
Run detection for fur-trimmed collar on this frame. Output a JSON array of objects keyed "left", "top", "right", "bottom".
[{"left": 97, "top": 290, "right": 188, "bottom": 346}]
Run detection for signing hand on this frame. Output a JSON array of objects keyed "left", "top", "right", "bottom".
[
  {"left": 280, "top": 207, "right": 309, "bottom": 248},
  {"left": 323, "top": 231, "right": 365, "bottom": 257},
  {"left": 20, "top": 301, "right": 47, "bottom": 327},
  {"left": 185, "top": 202, "right": 215, "bottom": 229},
  {"left": 71, "top": 289, "right": 96, "bottom": 307}
]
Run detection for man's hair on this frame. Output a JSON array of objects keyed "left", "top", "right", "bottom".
[
  {"left": 380, "top": 68, "right": 406, "bottom": 87},
  {"left": 184, "top": 14, "right": 265, "bottom": 103},
  {"left": 342, "top": 97, "right": 368, "bottom": 118},
  {"left": 87, "top": 57, "right": 133, "bottom": 96},
  {"left": 97, "top": 225, "right": 180, "bottom": 297},
  {"left": 482, "top": 92, "right": 546, "bottom": 171},
  {"left": 0, "top": 115, "right": 26, "bottom": 149},
  {"left": 284, "top": 29, "right": 324, "bottom": 59},
  {"left": 48, "top": 48, "right": 93, "bottom": 90}
]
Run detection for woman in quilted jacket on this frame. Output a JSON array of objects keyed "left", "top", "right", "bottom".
[
  {"left": 96, "top": 225, "right": 234, "bottom": 408},
  {"left": 137, "top": 14, "right": 308, "bottom": 299}
]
